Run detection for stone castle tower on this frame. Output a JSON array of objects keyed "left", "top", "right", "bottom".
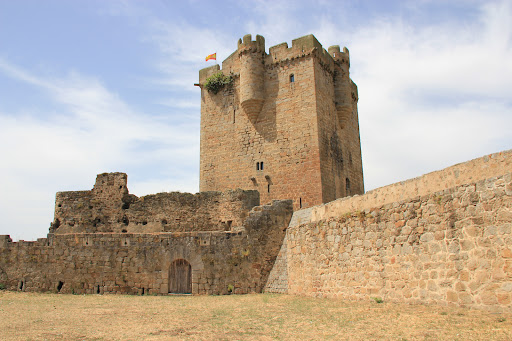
[{"left": 198, "top": 34, "right": 364, "bottom": 209}]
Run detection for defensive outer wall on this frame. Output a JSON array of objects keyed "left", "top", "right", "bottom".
[
  {"left": 0, "top": 175, "right": 293, "bottom": 295},
  {"left": 265, "top": 150, "right": 512, "bottom": 312}
]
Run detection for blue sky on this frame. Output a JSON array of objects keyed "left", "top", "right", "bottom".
[{"left": 1, "top": 0, "right": 511, "bottom": 240}]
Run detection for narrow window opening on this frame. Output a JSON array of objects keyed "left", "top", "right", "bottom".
[
  {"left": 290, "top": 74, "right": 295, "bottom": 83},
  {"left": 142, "top": 288, "right": 145, "bottom": 295},
  {"left": 267, "top": 184, "right": 270, "bottom": 193},
  {"left": 346, "top": 178, "right": 351, "bottom": 195},
  {"left": 96, "top": 285, "right": 100, "bottom": 294},
  {"left": 299, "top": 198, "right": 302, "bottom": 208},
  {"left": 19, "top": 281, "right": 24, "bottom": 291},
  {"left": 256, "top": 162, "right": 260, "bottom": 171},
  {"left": 260, "top": 162, "right": 264, "bottom": 170},
  {"left": 57, "top": 281, "right": 64, "bottom": 292},
  {"left": 233, "top": 108, "right": 236, "bottom": 123}
]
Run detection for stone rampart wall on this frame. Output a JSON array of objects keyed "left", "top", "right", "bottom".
[
  {"left": 0, "top": 200, "right": 293, "bottom": 296},
  {"left": 283, "top": 173, "right": 512, "bottom": 311},
  {"left": 311, "top": 150, "right": 512, "bottom": 222}
]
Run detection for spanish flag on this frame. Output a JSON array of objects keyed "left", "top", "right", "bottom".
[{"left": 205, "top": 53, "right": 216, "bottom": 61}]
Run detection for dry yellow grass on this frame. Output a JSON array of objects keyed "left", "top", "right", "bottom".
[{"left": 0, "top": 291, "right": 511, "bottom": 340}]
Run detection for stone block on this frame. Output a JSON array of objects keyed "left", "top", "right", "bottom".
[
  {"left": 505, "top": 182, "right": 512, "bottom": 196},
  {"left": 497, "top": 209, "right": 512, "bottom": 222},
  {"left": 460, "top": 240, "right": 474, "bottom": 251},
  {"left": 480, "top": 290, "right": 498, "bottom": 305},
  {"left": 458, "top": 292, "right": 473, "bottom": 305},
  {"left": 502, "top": 248, "right": 512, "bottom": 258},
  {"left": 420, "top": 232, "right": 434, "bottom": 243},
  {"left": 446, "top": 290, "right": 458, "bottom": 302},
  {"left": 455, "top": 282, "right": 466, "bottom": 292},
  {"left": 464, "top": 225, "right": 479, "bottom": 237},
  {"left": 497, "top": 293, "right": 511, "bottom": 305}
]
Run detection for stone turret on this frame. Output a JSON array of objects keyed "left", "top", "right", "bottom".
[
  {"left": 328, "top": 45, "right": 353, "bottom": 129},
  {"left": 238, "top": 34, "right": 266, "bottom": 122}
]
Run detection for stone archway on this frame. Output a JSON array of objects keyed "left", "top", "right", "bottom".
[{"left": 168, "top": 259, "right": 192, "bottom": 294}]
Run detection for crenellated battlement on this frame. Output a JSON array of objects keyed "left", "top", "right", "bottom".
[
  {"left": 199, "top": 34, "right": 351, "bottom": 85},
  {"left": 328, "top": 45, "right": 350, "bottom": 67},
  {"left": 237, "top": 34, "right": 266, "bottom": 54}
]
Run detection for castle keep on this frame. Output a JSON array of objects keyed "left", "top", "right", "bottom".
[
  {"left": 0, "top": 34, "right": 511, "bottom": 312},
  {"left": 199, "top": 34, "right": 364, "bottom": 210}
]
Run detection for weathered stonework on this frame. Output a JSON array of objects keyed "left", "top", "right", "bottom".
[
  {"left": 265, "top": 151, "right": 512, "bottom": 312},
  {"left": 0, "top": 34, "right": 510, "bottom": 313},
  {"left": 0, "top": 189, "right": 293, "bottom": 295},
  {"left": 199, "top": 34, "right": 364, "bottom": 210},
  {"left": 52, "top": 172, "right": 260, "bottom": 234}
]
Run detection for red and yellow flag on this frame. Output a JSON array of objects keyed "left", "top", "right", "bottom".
[{"left": 205, "top": 53, "right": 216, "bottom": 61}]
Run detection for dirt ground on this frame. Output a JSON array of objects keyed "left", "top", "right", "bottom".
[{"left": 0, "top": 291, "right": 511, "bottom": 340}]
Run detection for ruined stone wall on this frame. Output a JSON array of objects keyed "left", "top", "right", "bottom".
[
  {"left": 199, "top": 34, "right": 364, "bottom": 210},
  {"left": 279, "top": 173, "right": 512, "bottom": 312},
  {"left": 53, "top": 173, "right": 259, "bottom": 234},
  {"left": 0, "top": 200, "right": 293, "bottom": 295}
]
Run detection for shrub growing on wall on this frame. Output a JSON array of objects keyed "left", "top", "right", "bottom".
[{"left": 204, "top": 72, "right": 233, "bottom": 94}]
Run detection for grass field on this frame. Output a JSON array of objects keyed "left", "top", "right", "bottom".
[{"left": 0, "top": 291, "right": 511, "bottom": 340}]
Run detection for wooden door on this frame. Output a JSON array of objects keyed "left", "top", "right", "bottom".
[{"left": 169, "top": 259, "right": 191, "bottom": 294}]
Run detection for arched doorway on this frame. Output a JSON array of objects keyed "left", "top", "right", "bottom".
[{"left": 169, "top": 259, "right": 191, "bottom": 294}]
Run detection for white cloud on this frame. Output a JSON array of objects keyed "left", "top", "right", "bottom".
[
  {"left": 310, "top": 1, "right": 512, "bottom": 190},
  {"left": 0, "top": 59, "right": 199, "bottom": 240}
]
